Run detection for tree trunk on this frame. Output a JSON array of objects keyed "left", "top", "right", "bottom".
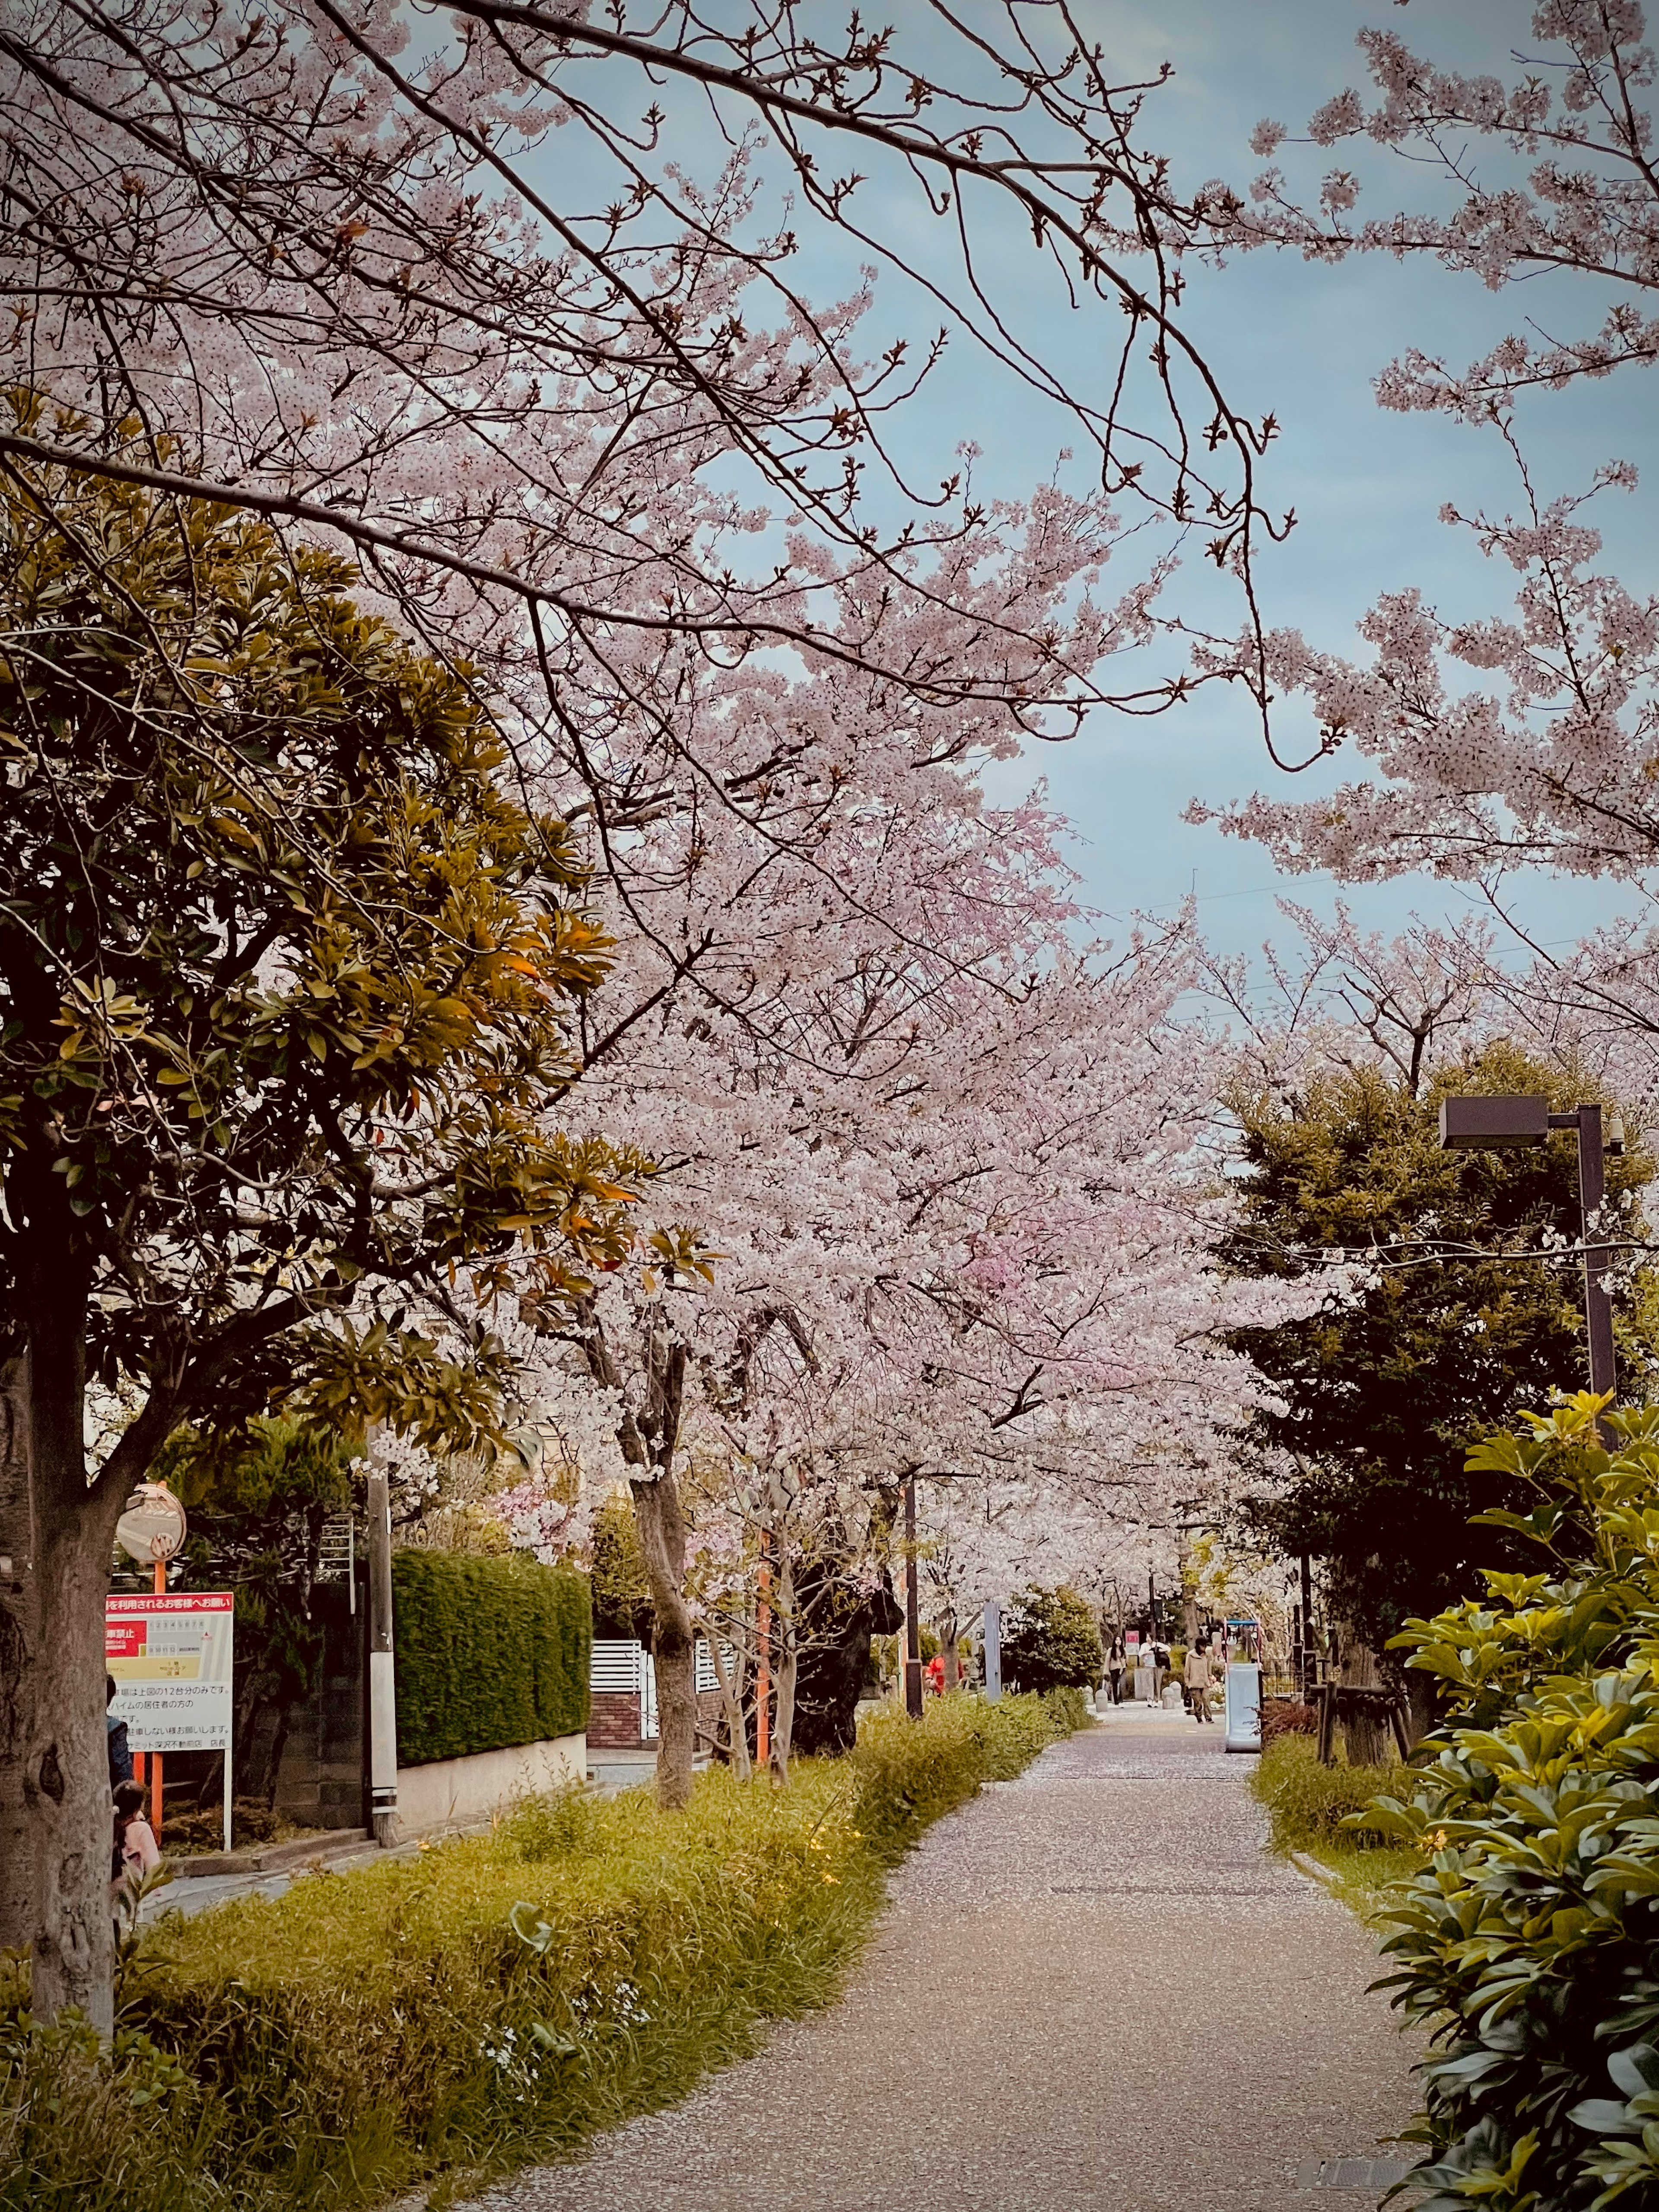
[
  {"left": 0, "top": 1316, "right": 126, "bottom": 2029},
  {"left": 632, "top": 1470, "right": 696, "bottom": 1810},
  {"left": 577, "top": 1299, "right": 699, "bottom": 1814},
  {"left": 1338, "top": 1625, "right": 1387, "bottom": 1767},
  {"left": 1405, "top": 1669, "right": 1438, "bottom": 1751},
  {"left": 939, "top": 1610, "right": 959, "bottom": 1691},
  {"left": 701, "top": 1624, "right": 751, "bottom": 1782}
]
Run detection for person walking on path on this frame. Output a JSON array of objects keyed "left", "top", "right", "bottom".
[
  {"left": 1184, "top": 1639, "right": 1215, "bottom": 1725},
  {"left": 1105, "top": 1638, "right": 1126, "bottom": 1705}
]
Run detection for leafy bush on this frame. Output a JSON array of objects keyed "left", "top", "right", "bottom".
[
  {"left": 1251, "top": 1732, "right": 1411, "bottom": 1853},
  {"left": 1362, "top": 1397, "right": 1659, "bottom": 2212},
  {"left": 392, "top": 1550, "right": 590, "bottom": 1764},
  {"left": 2, "top": 1691, "right": 1080, "bottom": 2209},
  {"left": 1001, "top": 1586, "right": 1103, "bottom": 1693}
]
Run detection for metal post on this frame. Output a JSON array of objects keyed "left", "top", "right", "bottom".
[
  {"left": 982, "top": 1601, "right": 1002, "bottom": 1702},
  {"left": 903, "top": 1476, "right": 923, "bottom": 1719},
  {"left": 1574, "top": 1104, "right": 1618, "bottom": 1404},
  {"left": 366, "top": 1463, "right": 397, "bottom": 1845}
]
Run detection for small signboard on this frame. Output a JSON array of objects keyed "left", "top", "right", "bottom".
[
  {"left": 1224, "top": 1660, "right": 1262, "bottom": 1754},
  {"left": 106, "top": 1592, "right": 234, "bottom": 1754}
]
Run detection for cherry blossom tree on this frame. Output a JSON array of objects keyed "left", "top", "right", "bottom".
[
  {"left": 0, "top": 0, "right": 1291, "bottom": 750},
  {"left": 1184, "top": 4, "right": 1659, "bottom": 1090},
  {"left": 514, "top": 773, "right": 1326, "bottom": 1799}
]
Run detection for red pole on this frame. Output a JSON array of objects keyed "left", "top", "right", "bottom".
[
  {"left": 150, "top": 1555, "right": 165, "bottom": 1842},
  {"left": 756, "top": 1532, "right": 771, "bottom": 1772}
]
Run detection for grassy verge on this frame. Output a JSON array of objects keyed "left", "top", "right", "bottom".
[
  {"left": 2, "top": 1688, "right": 1082, "bottom": 2212},
  {"left": 1249, "top": 1733, "right": 1421, "bottom": 1915}
]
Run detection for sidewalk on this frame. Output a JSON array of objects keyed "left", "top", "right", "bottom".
[{"left": 481, "top": 1707, "right": 1421, "bottom": 2212}]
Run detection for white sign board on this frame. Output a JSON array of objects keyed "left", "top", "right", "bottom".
[
  {"left": 106, "top": 1592, "right": 234, "bottom": 1753},
  {"left": 1224, "top": 1660, "right": 1262, "bottom": 1754}
]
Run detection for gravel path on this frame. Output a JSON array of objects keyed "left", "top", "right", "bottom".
[{"left": 483, "top": 1707, "right": 1421, "bottom": 2212}]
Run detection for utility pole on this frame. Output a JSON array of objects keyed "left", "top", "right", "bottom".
[
  {"left": 1573, "top": 1103, "right": 1618, "bottom": 1402},
  {"left": 1440, "top": 1095, "right": 1621, "bottom": 1420},
  {"left": 903, "top": 1476, "right": 923, "bottom": 1719},
  {"left": 365, "top": 1461, "right": 397, "bottom": 1845}
]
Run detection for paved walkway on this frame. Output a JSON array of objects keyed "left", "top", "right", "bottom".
[{"left": 484, "top": 1705, "right": 1420, "bottom": 2212}]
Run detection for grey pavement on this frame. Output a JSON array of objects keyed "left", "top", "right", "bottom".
[{"left": 481, "top": 1705, "right": 1422, "bottom": 2212}]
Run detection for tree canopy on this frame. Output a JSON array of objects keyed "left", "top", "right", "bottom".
[
  {"left": 1220, "top": 1042, "right": 1651, "bottom": 1656},
  {"left": 0, "top": 443, "right": 641, "bottom": 2020}
]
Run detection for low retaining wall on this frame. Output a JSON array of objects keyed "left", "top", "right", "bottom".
[{"left": 396, "top": 1731, "right": 586, "bottom": 1837}]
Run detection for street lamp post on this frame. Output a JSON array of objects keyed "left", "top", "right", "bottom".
[
  {"left": 1439, "top": 1095, "right": 1622, "bottom": 1404},
  {"left": 903, "top": 1475, "right": 924, "bottom": 1720}
]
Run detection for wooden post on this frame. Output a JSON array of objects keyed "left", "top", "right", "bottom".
[
  {"left": 366, "top": 1463, "right": 397, "bottom": 1845},
  {"left": 1316, "top": 1682, "right": 1336, "bottom": 1766},
  {"left": 1389, "top": 1697, "right": 1414, "bottom": 1761}
]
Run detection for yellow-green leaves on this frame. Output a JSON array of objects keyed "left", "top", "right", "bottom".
[{"left": 0, "top": 443, "right": 646, "bottom": 1460}]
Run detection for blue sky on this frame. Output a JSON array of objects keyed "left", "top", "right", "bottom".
[
  {"left": 530, "top": 3, "right": 1656, "bottom": 966},
  {"left": 877, "top": 1, "right": 1659, "bottom": 963}
]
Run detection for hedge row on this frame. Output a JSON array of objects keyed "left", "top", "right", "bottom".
[
  {"left": 1, "top": 1691, "right": 1083, "bottom": 2212},
  {"left": 391, "top": 1550, "right": 591, "bottom": 1766}
]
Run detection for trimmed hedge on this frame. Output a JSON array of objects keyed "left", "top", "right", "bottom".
[{"left": 392, "top": 1550, "right": 591, "bottom": 1766}]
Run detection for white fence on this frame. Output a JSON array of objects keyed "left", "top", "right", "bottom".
[{"left": 590, "top": 1639, "right": 729, "bottom": 1738}]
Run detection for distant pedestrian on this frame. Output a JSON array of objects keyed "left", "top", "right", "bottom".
[
  {"left": 1106, "top": 1638, "right": 1126, "bottom": 1705},
  {"left": 110, "top": 1778, "right": 160, "bottom": 1930},
  {"left": 1133, "top": 1643, "right": 1156, "bottom": 1703},
  {"left": 1184, "top": 1640, "right": 1215, "bottom": 1725},
  {"left": 106, "top": 1674, "right": 133, "bottom": 1789}
]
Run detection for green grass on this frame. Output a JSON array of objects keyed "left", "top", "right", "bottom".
[
  {"left": 1250, "top": 1734, "right": 1422, "bottom": 1918},
  {"left": 2, "top": 1688, "right": 1081, "bottom": 2212}
]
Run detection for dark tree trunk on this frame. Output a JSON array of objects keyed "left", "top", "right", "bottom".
[
  {"left": 631, "top": 1467, "right": 696, "bottom": 1811},
  {"left": 1338, "top": 1622, "right": 1387, "bottom": 1767},
  {"left": 631, "top": 1316, "right": 695, "bottom": 1812},
  {"left": 575, "top": 1297, "right": 698, "bottom": 1812},
  {"left": 0, "top": 1305, "right": 127, "bottom": 2028}
]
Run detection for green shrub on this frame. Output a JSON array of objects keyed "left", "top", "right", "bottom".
[
  {"left": 1360, "top": 1397, "right": 1659, "bottom": 2212},
  {"left": 392, "top": 1550, "right": 590, "bottom": 1765},
  {"left": 1001, "top": 1585, "right": 1103, "bottom": 1693},
  {"left": 2, "top": 1690, "right": 1082, "bottom": 2209},
  {"left": 1251, "top": 1733, "right": 1411, "bottom": 1854}
]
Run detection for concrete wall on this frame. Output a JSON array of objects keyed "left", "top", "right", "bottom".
[{"left": 395, "top": 1731, "right": 586, "bottom": 1837}]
